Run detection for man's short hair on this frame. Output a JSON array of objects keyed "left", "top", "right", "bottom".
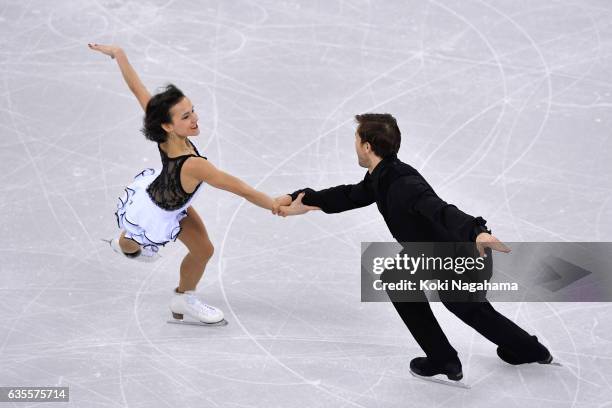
[{"left": 355, "top": 113, "right": 401, "bottom": 158}]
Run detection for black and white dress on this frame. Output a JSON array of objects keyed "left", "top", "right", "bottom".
[{"left": 115, "top": 139, "right": 205, "bottom": 253}]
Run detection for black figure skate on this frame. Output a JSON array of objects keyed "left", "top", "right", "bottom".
[{"left": 409, "top": 357, "right": 470, "bottom": 389}]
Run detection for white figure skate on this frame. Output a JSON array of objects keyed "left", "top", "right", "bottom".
[
  {"left": 168, "top": 290, "right": 227, "bottom": 327},
  {"left": 103, "top": 238, "right": 160, "bottom": 263}
]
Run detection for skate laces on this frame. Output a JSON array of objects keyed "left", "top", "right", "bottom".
[{"left": 185, "top": 294, "right": 217, "bottom": 315}]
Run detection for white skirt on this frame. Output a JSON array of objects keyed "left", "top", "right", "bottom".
[{"left": 114, "top": 168, "right": 199, "bottom": 253}]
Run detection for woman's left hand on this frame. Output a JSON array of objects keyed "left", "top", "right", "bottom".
[{"left": 88, "top": 43, "right": 123, "bottom": 59}]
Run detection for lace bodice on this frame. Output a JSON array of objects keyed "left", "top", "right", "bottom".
[{"left": 146, "top": 139, "right": 205, "bottom": 211}]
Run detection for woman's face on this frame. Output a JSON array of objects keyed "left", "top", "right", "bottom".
[{"left": 168, "top": 97, "right": 200, "bottom": 137}]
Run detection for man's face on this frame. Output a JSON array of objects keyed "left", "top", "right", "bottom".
[{"left": 355, "top": 132, "right": 369, "bottom": 168}]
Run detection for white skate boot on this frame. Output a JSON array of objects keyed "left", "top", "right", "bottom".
[
  {"left": 168, "top": 289, "right": 227, "bottom": 326},
  {"left": 105, "top": 238, "right": 159, "bottom": 263}
]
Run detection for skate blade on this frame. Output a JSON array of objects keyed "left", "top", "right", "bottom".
[
  {"left": 410, "top": 371, "right": 471, "bottom": 389},
  {"left": 538, "top": 355, "right": 563, "bottom": 367},
  {"left": 167, "top": 318, "right": 228, "bottom": 327}
]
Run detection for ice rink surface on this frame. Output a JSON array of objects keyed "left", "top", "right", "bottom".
[{"left": 1, "top": 0, "right": 612, "bottom": 406}]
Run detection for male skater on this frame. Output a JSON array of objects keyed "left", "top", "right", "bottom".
[{"left": 276, "top": 113, "right": 554, "bottom": 385}]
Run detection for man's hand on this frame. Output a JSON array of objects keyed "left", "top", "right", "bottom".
[
  {"left": 278, "top": 192, "right": 320, "bottom": 217},
  {"left": 476, "top": 232, "right": 511, "bottom": 257}
]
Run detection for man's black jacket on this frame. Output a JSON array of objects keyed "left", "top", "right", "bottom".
[{"left": 290, "top": 154, "right": 489, "bottom": 243}]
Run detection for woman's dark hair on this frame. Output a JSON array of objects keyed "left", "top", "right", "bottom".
[
  {"left": 355, "top": 113, "right": 401, "bottom": 158},
  {"left": 141, "top": 84, "right": 185, "bottom": 143}
]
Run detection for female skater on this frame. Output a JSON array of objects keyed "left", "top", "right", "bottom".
[{"left": 89, "top": 43, "right": 280, "bottom": 325}]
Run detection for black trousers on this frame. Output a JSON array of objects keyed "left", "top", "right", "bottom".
[{"left": 382, "top": 245, "right": 547, "bottom": 365}]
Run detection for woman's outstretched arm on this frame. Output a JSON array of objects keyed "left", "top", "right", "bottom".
[
  {"left": 183, "top": 157, "right": 280, "bottom": 215},
  {"left": 88, "top": 43, "right": 151, "bottom": 111}
]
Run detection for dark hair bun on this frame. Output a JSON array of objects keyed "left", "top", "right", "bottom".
[{"left": 141, "top": 84, "right": 185, "bottom": 143}]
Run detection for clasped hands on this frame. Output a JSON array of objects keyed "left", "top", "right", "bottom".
[{"left": 271, "top": 192, "right": 320, "bottom": 217}]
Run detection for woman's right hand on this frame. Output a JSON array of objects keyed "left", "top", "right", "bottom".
[
  {"left": 88, "top": 43, "right": 123, "bottom": 59},
  {"left": 278, "top": 193, "right": 320, "bottom": 217}
]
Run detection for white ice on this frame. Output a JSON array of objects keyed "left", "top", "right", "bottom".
[{"left": 1, "top": 0, "right": 611, "bottom": 407}]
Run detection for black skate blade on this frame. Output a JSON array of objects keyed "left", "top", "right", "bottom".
[
  {"left": 167, "top": 318, "right": 228, "bottom": 327},
  {"left": 410, "top": 370, "right": 471, "bottom": 389}
]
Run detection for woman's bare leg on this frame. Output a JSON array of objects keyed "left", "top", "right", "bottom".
[
  {"left": 177, "top": 206, "right": 214, "bottom": 292},
  {"left": 118, "top": 231, "right": 141, "bottom": 254}
]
